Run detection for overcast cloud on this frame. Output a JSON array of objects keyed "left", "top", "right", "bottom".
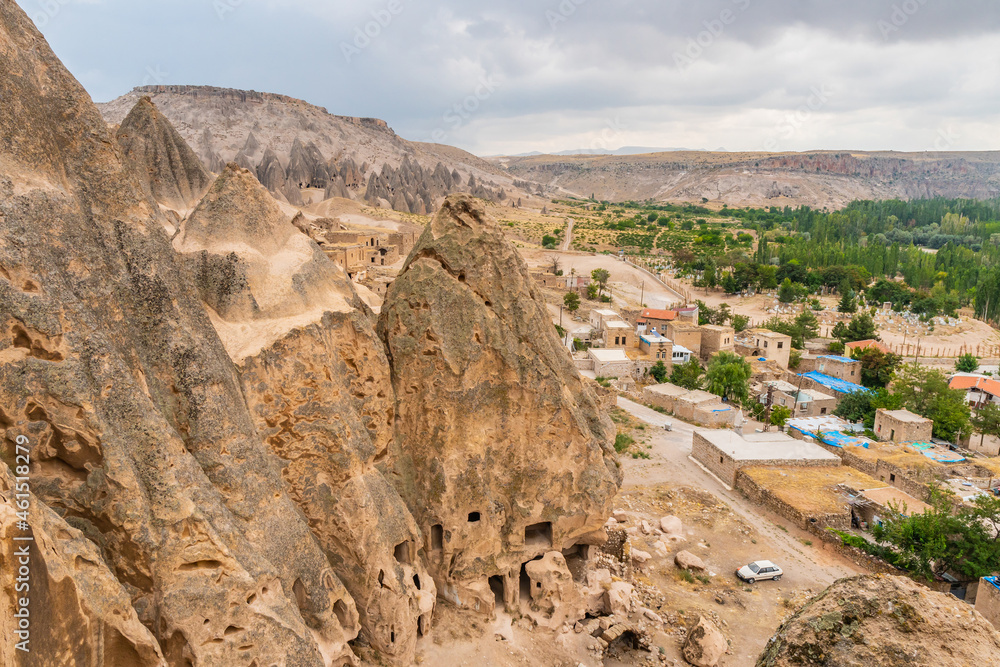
[{"left": 24, "top": 0, "right": 1000, "bottom": 155}]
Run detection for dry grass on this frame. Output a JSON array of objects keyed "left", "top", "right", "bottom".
[
  {"left": 846, "top": 443, "right": 942, "bottom": 471},
  {"left": 972, "top": 457, "right": 1000, "bottom": 477},
  {"left": 741, "top": 466, "right": 884, "bottom": 515}
]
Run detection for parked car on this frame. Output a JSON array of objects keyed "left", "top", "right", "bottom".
[{"left": 736, "top": 560, "right": 783, "bottom": 584}]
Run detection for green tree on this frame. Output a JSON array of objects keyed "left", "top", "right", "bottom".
[
  {"left": 591, "top": 268, "right": 611, "bottom": 298},
  {"left": 778, "top": 278, "right": 796, "bottom": 303},
  {"left": 649, "top": 360, "right": 669, "bottom": 384},
  {"left": 834, "top": 388, "right": 903, "bottom": 428},
  {"left": 838, "top": 279, "right": 858, "bottom": 313},
  {"left": 541, "top": 234, "right": 557, "bottom": 248},
  {"left": 586, "top": 283, "right": 599, "bottom": 300},
  {"left": 850, "top": 346, "right": 903, "bottom": 389},
  {"left": 705, "top": 351, "right": 753, "bottom": 406},
  {"left": 794, "top": 309, "right": 821, "bottom": 341},
  {"left": 669, "top": 359, "right": 705, "bottom": 391},
  {"left": 770, "top": 405, "right": 792, "bottom": 427},
  {"left": 832, "top": 313, "right": 880, "bottom": 344},
  {"left": 970, "top": 402, "right": 1000, "bottom": 450},
  {"left": 563, "top": 291, "right": 581, "bottom": 313},
  {"left": 730, "top": 313, "right": 751, "bottom": 333},
  {"left": 956, "top": 353, "right": 980, "bottom": 373},
  {"left": 871, "top": 486, "right": 1000, "bottom": 581},
  {"left": 891, "top": 363, "right": 972, "bottom": 442}
]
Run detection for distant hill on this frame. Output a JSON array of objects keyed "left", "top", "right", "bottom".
[
  {"left": 492, "top": 150, "right": 1000, "bottom": 209},
  {"left": 499, "top": 146, "right": 709, "bottom": 158},
  {"left": 100, "top": 86, "right": 536, "bottom": 214}
]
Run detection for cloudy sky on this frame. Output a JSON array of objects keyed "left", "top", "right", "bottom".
[{"left": 25, "top": 0, "right": 1000, "bottom": 156}]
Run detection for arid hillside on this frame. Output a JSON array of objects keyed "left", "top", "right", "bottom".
[
  {"left": 496, "top": 150, "right": 1000, "bottom": 208},
  {"left": 99, "top": 86, "right": 530, "bottom": 212}
]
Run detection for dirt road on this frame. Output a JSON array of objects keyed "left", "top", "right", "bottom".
[{"left": 560, "top": 217, "right": 575, "bottom": 251}]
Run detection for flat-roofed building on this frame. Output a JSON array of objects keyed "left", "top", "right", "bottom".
[
  {"left": 604, "top": 320, "right": 633, "bottom": 349},
  {"left": 874, "top": 409, "right": 933, "bottom": 444},
  {"left": 700, "top": 324, "right": 735, "bottom": 361},
  {"left": 692, "top": 430, "right": 840, "bottom": 486},
  {"left": 637, "top": 308, "right": 677, "bottom": 333},
  {"left": 639, "top": 333, "right": 673, "bottom": 367},
  {"left": 816, "top": 355, "right": 862, "bottom": 383},
  {"left": 665, "top": 322, "right": 702, "bottom": 358},
  {"left": 589, "top": 309, "right": 620, "bottom": 331},
  {"left": 588, "top": 348, "right": 633, "bottom": 379},
  {"left": 745, "top": 329, "right": 792, "bottom": 369}
]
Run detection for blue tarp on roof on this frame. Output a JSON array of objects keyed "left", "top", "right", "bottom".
[
  {"left": 819, "top": 355, "right": 859, "bottom": 364},
  {"left": 906, "top": 442, "right": 966, "bottom": 463},
  {"left": 788, "top": 425, "right": 872, "bottom": 449},
  {"left": 986, "top": 576, "right": 1000, "bottom": 591},
  {"left": 800, "top": 372, "right": 870, "bottom": 395}
]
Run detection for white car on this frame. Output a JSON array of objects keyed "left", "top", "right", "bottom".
[{"left": 736, "top": 560, "right": 783, "bottom": 583}]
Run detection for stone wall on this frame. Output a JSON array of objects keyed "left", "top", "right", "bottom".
[
  {"left": 735, "top": 471, "right": 850, "bottom": 532},
  {"left": 692, "top": 433, "right": 840, "bottom": 486},
  {"left": 874, "top": 410, "right": 934, "bottom": 443},
  {"left": 700, "top": 325, "right": 735, "bottom": 361},
  {"left": 975, "top": 578, "right": 1000, "bottom": 631}
]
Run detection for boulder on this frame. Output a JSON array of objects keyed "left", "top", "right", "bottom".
[
  {"left": 660, "top": 515, "right": 683, "bottom": 534},
  {"left": 683, "top": 616, "right": 727, "bottom": 667},
  {"left": 524, "top": 552, "right": 582, "bottom": 628},
  {"left": 757, "top": 575, "right": 1000, "bottom": 666},
  {"left": 606, "top": 582, "right": 634, "bottom": 617},
  {"left": 631, "top": 549, "right": 652, "bottom": 565},
  {"left": 675, "top": 551, "right": 707, "bottom": 572},
  {"left": 582, "top": 569, "right": 613, "bottom": 615}
]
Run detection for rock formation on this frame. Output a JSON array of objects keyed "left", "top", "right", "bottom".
[
  {"left": 0, "top": 2, "right": 358, "bottom": 664},
  {"left": 114, "top": 96, "right": 213, "bottom": 213},
  {"left": 757, "top": 575, "right": 1000, "bottom": 666},
  {"left": 173, "top": 161, "right": 436, "bottom": 662},
  {"left": 0, "top": 2, "right": 618, "bottom": 664},
  {"left": 378, "top": 195, "right": 621, "bottom": 612},
  {"left": 98, "top": 86, "right": 523, "bottom": 216}
]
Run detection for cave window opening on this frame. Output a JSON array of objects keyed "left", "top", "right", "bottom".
[
  {"left": 393, "top": 541, "right": 411, "bottom": 565},
  {"left": 431, "top": 524, "right": 444, "bottom": 550},
  {"left": 489, "top": 575, "right": 504, "bottom": 608},
  {"left": 524, "top": 522, "right": 553, "bottom": 548},
  {"left": 468, "top": 511, "right": 481, "bottom": 523}
]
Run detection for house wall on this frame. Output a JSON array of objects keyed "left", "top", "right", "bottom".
[
  {"left": 604, "top": 328, "right": 632, "bottom": 349},
  {"left": 700, "top": 326, "right": 735, "bottom": 361},
  {"left": 691, "top": 432, "right": 840, "bottom": 486},
  {"left": 665, "top": 323, "right": 702, "bottom": 358},
  {"left": 642, "top": 386, "right": 683, "bottom": 413},
  {"left": 874, "top": 410, "right": 933, "bottom": 443},
  {"left": 750, "top": 332, "right": 792, "bottom": 370},
  {"left": 692, "top": 404, "right": 738, "bottom": 428},
  {"left": 593, "top": 358, "right": 634, "bottom": 378},
  {"left": 816, "top": 358, "right": 861, "bottom": 383},
  {"left": 735, "top": 471, "right": 850, "bottom": 531},
  {"left": 974, "top": 578, "right": 1000, "bottom": 631},
  {"left": 675, "top": 395, "right": 720, "bottom": 422}
]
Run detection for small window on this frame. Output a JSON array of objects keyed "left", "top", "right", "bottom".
[
  {"left": 777, "top": 342, "right": 784, "bottom": 349},
  {"left": 764, "top": 341, "right": 769, "bottom": 348},
  {"left": 720, "top": 456, "right": 724, "bottom": 464},
  {"left": 394, "top": 541, "right": 411, "bottom": 564},
  {"left": 431, "top": 525, "right": 443, "bottom": 550},
  {"left": 468, "top": 512, "right": 481, "bottom": 523},
  {"left": 890, "top": 474, "right": 896, "bottom": 483},
  {"left": 820, "top": 408, "right": 827, "bottom": 415}
]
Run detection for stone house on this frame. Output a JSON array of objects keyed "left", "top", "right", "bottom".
[
  {"left": 665, "top": 322, "right": 702, "bottom": 358},
  {"left": 588, "top": 348, "right": 634, "bottom": 378},
  {"left": 638, "top": 333, "right": 674, "bottom": 370},
  {"left": 603, "top": 320, "right": 633, "bottom": 349},
  {"left": 874, "top": 409, "right": 933, "bottom": 443},
  {"left": 744, "top": 329, "right": 792, "bottom": 370},
  {"left": 815, "top": 355, "right": 862, "bottom": 383},
  {"left": 589, "top": 309, "right": 620, "bottom": 331},
  {"left": 699, "top": 324, "right": 735, "bottom": 361},
  {"left": 637, "top": 308, "right": 677, "bottom": 333},
  {"left": 975, "top": 577, "right": 1000, "bottom": 630},
  {"left": 692, "top": 430, "right": 840, "bottom": 486}
]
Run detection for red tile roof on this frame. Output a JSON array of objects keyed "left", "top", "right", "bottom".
[
  {"left": 950, "top": 375, "right": 1000, "bottom": 398},
  {"left": 640, "top": 309, "right": 677, "bottom": 321},
  {"left": 845, "top": 339, "right": 890, "bottom": 354}
]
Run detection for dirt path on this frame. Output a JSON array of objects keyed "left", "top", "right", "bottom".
[{"left": 560, "top": 217, "right": 575, "bottom": 251}]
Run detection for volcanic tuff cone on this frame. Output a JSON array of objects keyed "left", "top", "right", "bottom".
[
  {"left": 0, "top": 1, "right": 358, "bottom": 664},
  {"left": 378, "top": 195, "right": 622, "bottom": 608},
  {"left": 178, "top": 161, "right": 436, "bottom": 664},
  {"left": 757, "top": 575, "right": 1000, "bottom": 667},
  {"left": 114, "top": 96, "right": 213, "bottom": 213}
]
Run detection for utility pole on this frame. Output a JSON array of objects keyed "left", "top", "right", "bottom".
[
  {"left": 764, "top": 384, "right": 774, "bottom": 432},
  {"left": 560, "top": 305, "right": 564, "bottom": 328}
]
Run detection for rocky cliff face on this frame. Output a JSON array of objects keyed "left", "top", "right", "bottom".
[
  {"left": 0, "top": 3, "right": 615, "bottom": 664},
  {"left": 114, "top": 97, "right": 213, "bottom": 215},
  {"left": 99, "top": 86, "right": 523, "bottom": 215},
  {"left": 757, "top": 575, "right": 1000, "bottom": 666},
  {"left": 378, "top": 195, "right": 621, "bottom": 609},
  {"left": 499, "top": 150, "right": 1000, "bottom": 209},
  {"left": 0, "top": 2, "right": 361, "bottom": 665}
]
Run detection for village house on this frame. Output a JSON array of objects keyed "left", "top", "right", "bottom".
[
  {"left": 692, "top": 430, "right": 840, "bottom": 487},
  {"left": 874, "top": 409, "right": 934, "bottom": 444},
  {"left": 814, "top": 355, "right": 862, "bottom": 383},
  {"left": 590, "top": 308, "right": 620, "bottom": 331},
  {"left": 588, "top": 348, "right": 634, "bottom": 379},
  {"left": 637, "top": 308, "right": 677, "bottom": 333},
  {"left": 758, "top": 380, "right": 837, "bottom": 417},
  {"left": 665, "top": 322, "right": 702, "bottom": 359},
  {"left": 603, "top": 320, "right": 633, "bottom": 349},
  {"left": 949, "top": 374, "right": 1000, "bottom": 408},
  {"left": 638, "top": 333, "right": 674, "bottom": 368},
  {"left": 975, "top": 577, "right": 1000, "bottom": 630},
  {"left": 740, "top": 329, "right": 792, "bottom": 369},
  {"left": 796, "top": 371, "right": 868, "bottom": 404},
  {"left": 699, "top": 324, "right": 735, "bottom": 361}
]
